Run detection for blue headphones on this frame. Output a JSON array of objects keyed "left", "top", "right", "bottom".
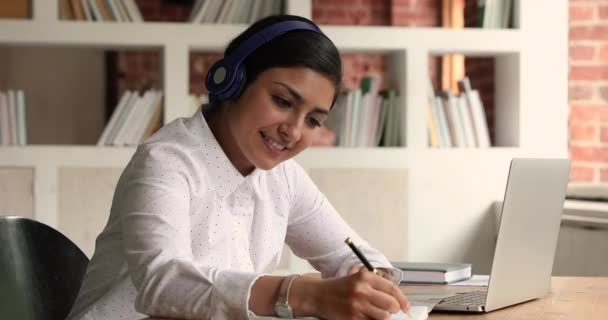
[{"left": 206, "top": 20, "right": 326, "bottom": 101}]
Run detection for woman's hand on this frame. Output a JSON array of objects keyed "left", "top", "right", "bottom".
[
  {"left": 347, "top": 265, "right": 394, "bottom": 281},
  {"left": 290, "top": 269, "right": 410, "bottom": 320}
]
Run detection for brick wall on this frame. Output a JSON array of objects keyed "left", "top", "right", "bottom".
[{"left": 568, "top": 0, "right": 608, "bottom": 182}]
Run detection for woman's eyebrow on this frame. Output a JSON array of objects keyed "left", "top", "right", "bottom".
[
  {"left": 272, "top": 81, "right": 330, "bottom": 114},
  {"left": 272, "top": 81, "right": 303, "bottom": 102}
]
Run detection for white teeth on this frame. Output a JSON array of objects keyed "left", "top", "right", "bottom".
[{"left": 262, "top": 133, "right": 286, "bottom": 151}]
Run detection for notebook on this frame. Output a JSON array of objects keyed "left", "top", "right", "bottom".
[{"left": 393, "top": 262, "right": 472, "bottom": 284}]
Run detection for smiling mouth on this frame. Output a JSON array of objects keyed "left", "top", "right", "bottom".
[{"left": 261, "top": 132, "right": 287, "bottom": 151}]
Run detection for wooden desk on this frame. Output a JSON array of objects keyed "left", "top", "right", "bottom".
[
  {"left": 145, "top": 277, "right": 607, "bottom": 320},
  {"left": 401, "top": 277, "right": 608, "bottom": 320}
]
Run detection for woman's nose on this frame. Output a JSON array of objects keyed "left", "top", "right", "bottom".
[{"left": 279, "top": 119, "right": 302, "bottom": 142}]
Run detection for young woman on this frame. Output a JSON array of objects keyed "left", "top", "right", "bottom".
[{"left": 68, "top": 15, "right": 409, "bottom": 320}]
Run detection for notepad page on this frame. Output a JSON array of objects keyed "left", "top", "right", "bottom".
[
  {"left": 249, "top": 305, "right": 428, "bottom": 320},
  {"left": 391, "top": 305, "right": 429, "bottom": 320}
]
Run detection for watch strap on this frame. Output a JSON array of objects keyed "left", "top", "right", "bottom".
[{"left": 275, "top": 274, "right": 300, "bottom": 318}]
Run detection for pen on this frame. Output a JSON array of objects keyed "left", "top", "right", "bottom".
[
  {"left": 345, "top": 237, "right": 413, "bottom": 320},
  {"left": 344, "top": 237, "right": 377, "bottom": 274}
]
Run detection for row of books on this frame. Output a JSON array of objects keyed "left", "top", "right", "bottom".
[
  {"left": 97, "top": 89, "right": 163, "bottom": 146},
  {"left": 0, "top": 90, "right": 27, "bottom": 146},
  {"left": 59, "top": 0, "right": 143, "bottom": 22},
  {"left": 325, "top": 77, "right": 402, "bottom": 147},
  {"left": 477, "top": 0, "right": 519, "bottom": 29},
  {"left": 427, "top": 77, "right": 491, "bottom": 148},
  {"left": 189, "top": 0, "right": 283, "bottom": 24}
]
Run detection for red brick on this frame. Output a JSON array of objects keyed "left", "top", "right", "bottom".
[
  {"left": 600, "top": 44, "right": 608, "bottom": 61},
  {"left": 570, "top": 45, "right": 595, "bottom": 60},
  {"left": 600, "top": 5, "right": 608, "bottom": 19},
  {"left": 600, "top": 86, "right": 608, "bottom": 102},
  {"left": 362, "top": 0, "right": 389, "bottom": 5},
  {"left": 569, "top": 85, "right": 594, "bottom": 101},
  {"left": 570, "top": 66, "right": 608, "bottom": 81},
  {"left": 601, "top": 127, "right": 608, "bottom": 142},
  {"left": 570, "top": 104, "right": 608, "bottom": 121},
  {"left": 570, "top": 122, "right": 597, "bottom": 141},
  {"left": 325, "top": 8, "right": 348, "bottom": 20},
  {"left": 312, "top": 8, "right": 324, "bottom": 20},
  {"left": 391, "top": 0, "right": 412, "bottom": 6},
  {"left": 392, "top": 11, "right": 421, "bottom": 25},
  {"left": 569, "top": 26, "right": 608, "bottom": 40},
  {"left": 600, "top": 168, "right": 608, "bottom": 182},
  {"left": 570, "top": 5, "right": 594, "bottom": 21},
  {"left": 569, "top": 165, "right": 595, "bottom": 182},
  {"left": 570, "top": 146, "right": 600, "bottom": 162}
]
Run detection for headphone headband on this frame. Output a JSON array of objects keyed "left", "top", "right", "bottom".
[
  {"left": 225, "top": 20, "right": 323, "bottom": 65},
  {"left": 206, "top": 20, "right": 328, "bottom": 101}
]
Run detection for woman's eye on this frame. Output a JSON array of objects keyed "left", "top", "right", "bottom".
[
  {"left": 272, "top": 95, "right": 292, "bottom": 108},
  {"left": 307, "top": 117, "right": 322, "bottom": 128}
]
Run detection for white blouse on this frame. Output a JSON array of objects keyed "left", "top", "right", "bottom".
[{"left": 67, "top": 108, "right": 401, "bottom": 320}]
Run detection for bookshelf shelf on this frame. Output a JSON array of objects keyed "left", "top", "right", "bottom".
[
  {"left": 0, "top": 20, "right": 248, "bottom": 47},
  {"left": 0, "top": 21, "right": 524, "bottom": 52},
  {"left": 0, "top": 0, "right": 568, "bottom": 275},
  {"left": 0, "top": 145, "right": 135, "bottom": 167}
]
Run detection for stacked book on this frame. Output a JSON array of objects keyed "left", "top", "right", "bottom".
[
  {"left": 59, "top": 0, "right": 143, "bottom": 22},
  {"left": 392, "top": 261, "right": 473, "bottom": 284},
  {"left": 325, "top": 77, "right": 401, "bottom": 148},
  {"left": 97, "top": 89, "right": 163, "bottom": 146},
  {"left": 0, "top": 90, "right": 27, "bottom": 146},
  {"left": 426, "top": 77, "right": 491, "bottom": 148},
  {"left": 189, "top": 0, "right": 283, "bottom": 24}
]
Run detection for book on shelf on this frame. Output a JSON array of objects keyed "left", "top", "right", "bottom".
[
  {"left": 97, "top": 89, "right": 163, "bottom": 146},
  {"left": 0, "top": 0, "right": 29, "bottom": 19},
  {"left": 392, "top": 261, "right": 472, "bottom": 284},
  {"left": 459, "top": 77, "right": 491, "bottom": 148},
  {"left": 0, "top": 89, "right": 27, "bottom": 146},
  {"left": 324, "top": 77, "right": 401, "bottom": 148},
  {"left": 477, "top": 0, "right": 518, "bottom": 29},
  {"left": 427, "top": 76, "right": 490, "bottom": 148},
  {"left": 189, "top": 0, "right": 283, "bottom": 24},
  {"left": 61, "top": 0, "right": 142, "bottom": 22}
]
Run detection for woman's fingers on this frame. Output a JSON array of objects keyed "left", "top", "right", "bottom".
[
  {"left": 348, "top": 265, "right": 365, "bottom": 275},
  {"left": 367, "top": 289, "right": 401, "bottom": 314},
  {"left": 364, "top": 303, "right": 393, "bottom": 320},
  {"left": 367, "top": 270, "right": 411, "bottom": 313}
]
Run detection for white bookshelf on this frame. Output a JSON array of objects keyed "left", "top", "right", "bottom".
[{"left": 0, "top": 0, "right": 568, "bottom": 274}]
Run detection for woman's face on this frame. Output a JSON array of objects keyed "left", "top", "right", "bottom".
[{"left": 218, "top": 66, "right": 335, "bottom": 175}]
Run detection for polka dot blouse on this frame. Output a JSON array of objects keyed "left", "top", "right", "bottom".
[{"left": 67, "top": 108, "right": 400, "bottom": 320}]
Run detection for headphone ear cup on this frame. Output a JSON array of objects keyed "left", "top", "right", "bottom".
[
  {"left": 230, "top": 68, "right": 247, "bottom": 101},
  {"left": 206, "top": 59, "right": 234, "bottom": 101}
]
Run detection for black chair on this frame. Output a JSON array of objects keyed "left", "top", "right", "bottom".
[{"left": 0, "top": 215, "right": 89, "bottom": 320}]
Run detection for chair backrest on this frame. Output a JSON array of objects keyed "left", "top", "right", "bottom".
[{"left": 0, "top": 216, "right": 89, "bottom": 320}]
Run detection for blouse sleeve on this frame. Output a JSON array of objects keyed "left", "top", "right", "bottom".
[
  {"left": 115, "top": 145, "right": 262, "bottom": 320},
  {"left": 282, "top": 161, "right": 402, "bottom": 284}
]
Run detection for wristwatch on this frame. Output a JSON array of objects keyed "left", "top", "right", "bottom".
[{"left": 274, "top": 274, "right": 300, "bottom": 318}]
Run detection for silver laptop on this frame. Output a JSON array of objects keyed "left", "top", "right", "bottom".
[{"left": 434, "top": 158, "right": 571, "bottom": 312}]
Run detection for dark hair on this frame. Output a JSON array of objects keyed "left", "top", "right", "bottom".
[{"left": 206, "top": 15, "right": 342, "bottom": 111}]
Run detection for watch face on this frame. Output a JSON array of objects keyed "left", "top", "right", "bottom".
[{"left": 274, "top": 303, "right": 293, "bottom": 318}]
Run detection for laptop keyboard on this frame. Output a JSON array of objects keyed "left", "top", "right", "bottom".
[{"left": 439, "top": 290, "right": 487, "bottom": 306}]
